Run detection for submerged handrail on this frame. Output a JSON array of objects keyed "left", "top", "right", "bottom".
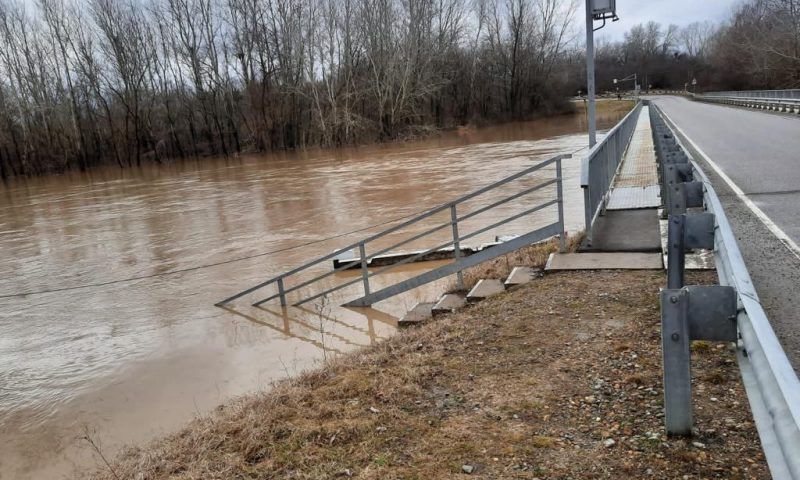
[{"left": 217, "top": 154, "right": 568, "bottom": 308}]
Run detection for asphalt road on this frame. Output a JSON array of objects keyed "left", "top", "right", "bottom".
[{"left": 650, "top": 96, "right": 800, "bottom": 369}]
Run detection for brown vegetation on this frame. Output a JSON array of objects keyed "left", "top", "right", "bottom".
[
  {"left": 0, "top": 0, "right": 578, "bottom": 177},
  {"left": 89, "top": 270, "right": 767, "bottom": 479}
]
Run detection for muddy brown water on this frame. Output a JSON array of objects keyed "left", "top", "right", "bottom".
[{"left": 0, "top": 109, "right": 627, "bottom": 478}]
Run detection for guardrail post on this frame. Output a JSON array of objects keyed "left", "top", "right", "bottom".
[
  {"left": 358, "top": 241, "right": 370, "bottom": 297},
  {"left": 667, "top": 214, "right": 685, "bottom": 289},
  {"left": 277, "top": 277, "right": 287, "bottom": 306},
  {"left": 661, "top": 287, "right": 692, "bottom": 434},
  {"left": 450, "top": 204, "right": 465, "bottom": 290},
  {"left": 556, "top": 158, "right": 566, "bottom": 252},
  {"left": 663, "top": 207, "right": 723, "bottom": 436}
]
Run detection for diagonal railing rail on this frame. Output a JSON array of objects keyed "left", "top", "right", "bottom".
[{"left": 216, "top": 154, "right": 568, "bottom": 309}]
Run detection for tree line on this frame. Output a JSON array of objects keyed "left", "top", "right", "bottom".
[
  {"left": 0, "top": 0, "right": 578, "bottom": 177},
  {"left": 583, "top": 0, "right": 799, "bottom": 94},
  {"left": 1, "top": 0, "right": 797, "bottom": 178}
]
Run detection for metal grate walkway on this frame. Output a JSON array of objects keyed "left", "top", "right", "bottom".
[{"left": 606, "top": 106, "right": 660, "bottom": 210}]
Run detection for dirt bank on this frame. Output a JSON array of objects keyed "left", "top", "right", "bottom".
[{"left": 89, "top": 268, "right": 766, "bottom": 479}]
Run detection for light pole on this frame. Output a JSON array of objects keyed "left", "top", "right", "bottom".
[
  {"left": 585, "top": 0, "right": 618, "bottom": 148},
  {"left": 585, "top": 1, "right": 597, "bottom": 147},
  {"left": 613, "top": 73, "right": 638, "bottom": 96}
]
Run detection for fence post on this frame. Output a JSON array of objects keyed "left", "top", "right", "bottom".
[
  {"left": 556, "top": 158, "right": 566, "bottom": 252},
  {"left": 450, "top": 204, "right": 465, "bottom": 290},
  {"left": 358, "top": 242, "right": 370, "bottom": 297}
]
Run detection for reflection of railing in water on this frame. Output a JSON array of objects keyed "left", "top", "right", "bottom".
[
  {"left": 220, "top": 303, "right": 396, "bottom": 354},
  {"left": 217, "top": 154, "right": 568, "bottom": 309}
]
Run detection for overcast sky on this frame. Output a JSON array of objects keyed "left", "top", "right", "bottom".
[{"left": 594, "top": 0, "right": 742, "bottom": 41}]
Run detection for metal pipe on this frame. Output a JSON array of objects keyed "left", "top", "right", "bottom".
[
  {"left": 450, "top": 205, "right": 464, "bottom": 290},
  {"left": 359, "top": 242, "right": 370, "bottom": 296},
  {"left": 556, "top": 158, "right": 566, "bottom": 252},
  {"left": 585, "top": 0, "right": 597, "bottom": 147}
]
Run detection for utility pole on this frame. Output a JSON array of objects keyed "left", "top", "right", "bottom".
[
  {"left": 584, "top": 0, "right": 617, "bottom": 148},
  {"left": 585, "top": 0, "right": 597, "bottom": 147}
]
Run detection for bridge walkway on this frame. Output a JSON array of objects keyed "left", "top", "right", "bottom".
[{"left": 582, "top": 105, "right": 662, "bottom": 253}]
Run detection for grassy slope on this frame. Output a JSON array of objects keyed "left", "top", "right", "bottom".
[{"left": 91, "top": 270, "right": 767, "bottom": 479}]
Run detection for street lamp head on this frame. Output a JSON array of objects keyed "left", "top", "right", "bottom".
[{"left": 613, "top": 79, "right": 617, "bottom": 84}]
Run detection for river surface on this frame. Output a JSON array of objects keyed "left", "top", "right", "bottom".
[{"left": 0, "top": 107, "right": 628, "bottom": 478}]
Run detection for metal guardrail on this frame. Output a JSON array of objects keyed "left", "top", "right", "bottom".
[
  {"left": 581, "top": 101, "right": 642, "bottom": 240},
  {"left": 702, "top": 89, "right": 800, "bottom": 99},
  {"left": 217, "top": 154, "right": 568, "bottom": 309},
  {"left": 694, "top": 89, "right": 800, "bottom": 114},
  {"left": 651, "top": 104, "right": 800, "bottom": 479}
]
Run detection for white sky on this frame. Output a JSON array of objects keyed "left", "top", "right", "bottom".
[{"left": 594, "top": 0, "right": 742, "bottom": 41}]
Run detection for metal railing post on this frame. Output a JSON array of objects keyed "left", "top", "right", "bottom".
[
  {"left": 583, "top": 186, "right": 593, "bottom": 244},
  {"left": 450, "top": 204, "right": 465, "bottom": 290},
  {"left": 358, "top": 242, "right": 370, "bottom": 297},
  {"left": 556, "top": 158, "right": 566, "bottom": 252},
  {"left": 277, "top": 277, "right": 287, "bottom": 307}
]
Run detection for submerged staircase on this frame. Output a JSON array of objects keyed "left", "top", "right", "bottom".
[
  {"left": 397, "top": 266, "right": 541, "bottom": 326},
  {"left": 217, "top": 155, "right": 569, "bottom": 309}
]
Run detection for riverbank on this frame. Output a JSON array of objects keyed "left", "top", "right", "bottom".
[
  {"left": 90, "top": 269, "right": 767, "bottom": 479},
  {"left": 0, "top": 100, "right": 632, "bottom": 179}
]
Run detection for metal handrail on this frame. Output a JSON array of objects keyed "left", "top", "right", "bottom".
[
  {"left": 217, "top": 154, "right": 567, "bottom": 308},
  {"left": 581, "top": 100, "right": 643, "bottom": 240},
  {"left": 653, "top": 104, "right": 800, "bottom": 479}
]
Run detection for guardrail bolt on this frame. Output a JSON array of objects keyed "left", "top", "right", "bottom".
[
  {"left": 670, "top": 295, "right": 678, "bottom": 303},
  {"left": 671, "top": 333, "right": 680, "bottom": 341}
]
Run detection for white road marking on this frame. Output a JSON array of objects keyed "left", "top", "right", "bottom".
[{"left": 659, "top": 105, "right": 800, "bottom": 261}]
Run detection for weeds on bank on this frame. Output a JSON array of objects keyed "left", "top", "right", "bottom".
[{"left": 448, "top": 232, "right": 584, "bottom": 292}]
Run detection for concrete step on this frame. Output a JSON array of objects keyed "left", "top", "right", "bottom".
[
  {"left": 431, "top": 294, "right": 467, "bottom": 317},
  {"left": 466, "top": 279, "right": 505, "bottom": 303},
  {"left": 398, "top": 302, "right": 435, "bottom": 327},
  {"left": 504, "top": 266, "right": 540, "bottom": 287},
  {"left": 545, "top": 252, "right": 663, "bottom": 271},
  {"left": 581, "top": 208, "right": 661, "bottom": 252}
]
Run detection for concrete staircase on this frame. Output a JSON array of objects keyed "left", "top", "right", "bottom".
[{"left": 398, "top": 266, "right": 541, "bottom": 327}]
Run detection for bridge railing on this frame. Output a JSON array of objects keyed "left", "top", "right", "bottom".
[
  {"left": 580, "top": 101, "right": 643, "bottom": 240},
  {"left": 694, "top": 89, "right": 800, "bottom": 114},
  {"left": 651, "top": 104, "right": 800, "bottom": 480},
  {"left": 701, "top": 89, "right": 800, "bottom": 99}
]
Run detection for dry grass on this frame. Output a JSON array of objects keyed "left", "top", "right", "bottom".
[
  {"left": 89, "top": 270, "right": 767, "bottom": 480},
  {"left": 451, "top": 233, "right": 585, "bottom": 293}
]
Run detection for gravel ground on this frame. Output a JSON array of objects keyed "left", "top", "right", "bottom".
[{"left": 90, "top": 270, "right": 768, "bottom": 479}]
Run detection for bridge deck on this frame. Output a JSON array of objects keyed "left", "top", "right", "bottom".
[
  {"left": 580, "top": 105, "right": 661, "bottom": 256},
  {"left": 606, "top": 105, "right": 661, "bottom": 210}
]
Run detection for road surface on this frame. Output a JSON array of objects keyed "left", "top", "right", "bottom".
[{"left": 651, "top": 96, "right": 800, "bottom": 369}]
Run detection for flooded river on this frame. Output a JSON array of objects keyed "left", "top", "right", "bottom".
[{"left": 0, "top": 107, "right": 628, "bottom": 478}]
